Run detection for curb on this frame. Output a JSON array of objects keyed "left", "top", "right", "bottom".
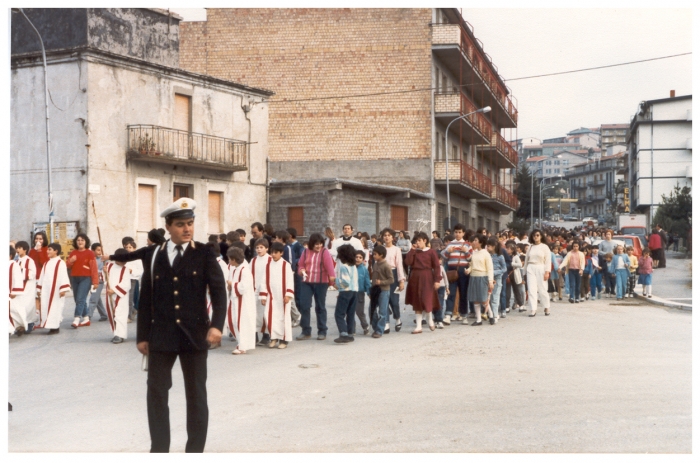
[{"left": 633, "top": 293, "right": 692, "bottom": 311}]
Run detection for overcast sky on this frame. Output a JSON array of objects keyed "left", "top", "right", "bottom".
[{"left": 171, "top": 7, "right": 692, "bottom": 140}]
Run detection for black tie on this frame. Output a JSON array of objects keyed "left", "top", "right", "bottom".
[{"left": 173, "top": 245, "right": 183, "bottom": 268}]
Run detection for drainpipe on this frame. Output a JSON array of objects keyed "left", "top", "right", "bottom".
[
  {"left": 17, "top": 8, "right": 54, "bottom": 241},
  {"left": 242, "top": 97, "right": 269, "bottom": 221},
  {"left": 430, "top": 62, "right": 436, "bottom": 231},
  {"left": 649, "top": 105, "right": 654, "bottom": 223}
]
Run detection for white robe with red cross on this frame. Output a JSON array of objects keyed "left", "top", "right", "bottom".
[
  {"left": 250, "top": 254, "right": 272, "bottom": 336},
  {"left": 227, "top": 260, "right": 256, "bottom": 351},
  {"left": 17, "top": 255, "right": 38, "bottom": 325},
  {"left": 105, "top": 262, "right": 131, "bottom": 339},
  {"left": 9, "top": 260, "right": 26, "bottom": 334},
  {"left": 259, "top": 257, "right": 294, "bottom": 342},
  {"left": 37, "top": 257, "right": 70, "bottom": 330}
]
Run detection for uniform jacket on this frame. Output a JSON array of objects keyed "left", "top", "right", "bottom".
[{"left": 111, "top": 240, "right": 227, "bottom": 352}]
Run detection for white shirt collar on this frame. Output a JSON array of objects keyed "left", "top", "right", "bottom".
[{"left": 167, "top": 240, "right": 190, "bottom": 253}]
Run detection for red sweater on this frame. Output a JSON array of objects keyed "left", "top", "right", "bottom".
[
  {"left": 29, "top": 247, "right": 50, "bottom": 274},
  {"left": 67, "top": 249, "right": 99, "bottom": 285}
]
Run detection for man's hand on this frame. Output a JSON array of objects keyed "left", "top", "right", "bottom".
[
  {"left": 544, "top": 271, "right": 550, "bottom": 281},
  {"left": 35, "top": 242, "right": 42, "bottom": 251},
  {"left": 206, "top": 327, "right": 222, "bottom": 347},
  {"left": 101, "top": 255, "right": 109, "bottom": 262},
  {"left": 374, "top": 279, "right": 382, "bottom": 285},
  {"left": 433, "top": 282, "right": 440, "bottom": 291},
  {"left": 68, "top": 255, "right": 77, "bottom": 264},
  {"left": 137, "top": 341, "right": 149, "bottom": 355},
  {"left": 398, "top": 281, "right": 405, "bottom": 292},
  {"left": 9, "top": 294, "right": 16, "bottom": 299},
  {"left": 284, "top": 296, "right": 291, "bottom": 305},
  {"left": 579, "top": 270, "right": 583, "bottom": 275},
  {"left": 106, "top": 289, "right": 115, "bottom": 296},
  {"left": 91, "top": 285, "right": 97, "bottom": 291},
  {"left": 227, "top": 281, "right": 232, "bottom": 291},
  {"left": 59, "top": 291, "right": 66, "bottom": 297},
  {"left": 260, "top": 298, "right": 267, "bottom": 306}
]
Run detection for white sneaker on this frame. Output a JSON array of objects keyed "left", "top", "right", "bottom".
[
  {"left": 462, "top": 317, "right": 470, "bottom": 325},
  {"left": 443, "top": 315, "right": 451, "bottom": 325},
  {"left": 71, "top": 317, "right": 80, "bottom": 328},
  {"left": 436, "top": 322, "right": 444, "bottom": 329}
]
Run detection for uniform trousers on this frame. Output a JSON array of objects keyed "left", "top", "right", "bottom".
[
  {"left": 526, "top": 264, "right": 550, "bottom": 315},
  {"left": 147, "top": 349, "right": 208, "bottom": 453}
]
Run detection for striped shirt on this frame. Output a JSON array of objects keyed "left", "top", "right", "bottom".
[
  {"left": 297, "top": 247, "right": 336, "bottom": 284},
  {"left": 441, "top": 239, "right": 472, "bottom": 267}
]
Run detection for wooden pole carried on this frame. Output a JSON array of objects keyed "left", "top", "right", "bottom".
[{"left": 91, "top": 200, "right": 116, "bottom": 320}]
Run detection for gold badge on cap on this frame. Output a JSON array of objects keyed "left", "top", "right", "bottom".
[{"left": 181, "top": 202, "right": 188, "bottom": 208}]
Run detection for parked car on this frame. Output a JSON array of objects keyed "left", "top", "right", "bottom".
[
  {"left": 582, "top": 217, "right": 598, "bottom": 227},
  {"left": 613, "top": 235, "right": 644, "bottom": 259}
]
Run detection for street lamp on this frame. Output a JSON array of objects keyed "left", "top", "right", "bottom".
[
  {"left": 530, "top": 154, "right": 561, "bottom": 230},
  {"left": 540, "top": 176, "right": 563, "bottom": 225},
  {"left": 445, "top": 106, "right": 491, "bottom": 230}
]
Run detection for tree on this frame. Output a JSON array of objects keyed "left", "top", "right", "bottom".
[
  {"left": 652, "top": 183, "right": 691, "bottom": 238},
  {"left": 513, "top": 164, "right": 540, "bottom": 223}
]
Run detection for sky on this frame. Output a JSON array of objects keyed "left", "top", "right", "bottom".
[{"left": 171, "top": 7, "right": 692, "bottom": 141}]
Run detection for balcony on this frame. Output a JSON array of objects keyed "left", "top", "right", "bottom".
[
  {"left": 476, "top": 132, "right": 518, "bottom": 168},
  {"left": 431, "top": 23, "right": 518, "bottom": 128},
  {"left": 434, "top": 92, "right": 492, "bottom": 145},
  {"left": 127, "top": 125, "right": 248, "bottom": 172},
  {"left": 572, "top": 183, "right": 588, "bottom": 190},
  {"left": 480, "top": 183, "right": 519, "bottom": 212},
  {"left": 434, "top": 159, "right": 492, "bottom": 200}
]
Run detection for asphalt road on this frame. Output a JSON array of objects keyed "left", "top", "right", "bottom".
[{"left": 8, "top": 291, "right": 691, "bottom": 453}]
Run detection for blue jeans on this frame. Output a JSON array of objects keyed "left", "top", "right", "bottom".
[
  {"left": 447, "top": 267, "right": 469, "bottom": 315},
  {"left": 500, "top": 273, "right": 508, "bottom": 314},
  {"left": 335, "top": 291, "right": 357, "bottom": 336},
  {"left": 71, "top": 276, "right": 92, "bottom": 318},
  {"left": 371, "top": 290, "right": 390, "bottom": 335},
  {"left": 604, "top": 272, "right": 615, "bottom": 295},
  {"left": 88, "top": 282, "right": 107, "bottom": 319},
  {"left": 489, "top": 277, "right": 503, "bottom": 317},
  {"left": 298, "top": 282, "right": 329, "bottom": 336},
  {"left": 567, "top": 270, "right": 581, "bottom": 300},
  {"left": 435, "top": 286, "right": 446, "bottom": 322},
  {"left": 590, "top": 272, "right": 602, "bottom": 296},
  {"left": 615, "top": 269, "right": 628, "bottom": 298},
  {"left": 388, "top": 268, "right": 401, "bottom": 320}
]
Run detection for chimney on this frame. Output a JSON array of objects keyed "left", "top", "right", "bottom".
[{"left": 670, "top": 90, "right": 676, "bottom": 98}]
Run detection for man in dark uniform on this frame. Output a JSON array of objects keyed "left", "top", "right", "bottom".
[{"left": 110, "top": 197, "right": 227, "bottom": 453}]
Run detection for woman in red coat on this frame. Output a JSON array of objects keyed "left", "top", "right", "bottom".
[
  {"left": 28, "top": 231, "right": 50, "bottom": 274},
  {"left": 404, "top": 232, "right": 441, "bottom": 334},
  {"left": 647, "top": 230, "right": 662, "bottom": 268}
]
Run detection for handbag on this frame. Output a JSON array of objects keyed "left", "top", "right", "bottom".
[{"left": 446, "top": 269, "right": 459, "bottom": 283}]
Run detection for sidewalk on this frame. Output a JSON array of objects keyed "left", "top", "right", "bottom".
[{"left": 634, "top": 251, "right": 691, "bottom": 309}]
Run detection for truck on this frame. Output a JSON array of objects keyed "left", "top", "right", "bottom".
[{"left": 617, "top": 214, "right": 648, "bottom": 241}]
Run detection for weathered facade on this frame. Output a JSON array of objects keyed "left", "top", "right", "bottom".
[
  {"left": 11, "top": 8, "right": 272, "bottom": 248},
  {"left": 179, "top": 8, "right": 518, "bottom": 236}
]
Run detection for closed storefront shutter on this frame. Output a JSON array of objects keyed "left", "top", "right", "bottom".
[{"left": 288, "top": 207, "right": 304, "bottom": 236}]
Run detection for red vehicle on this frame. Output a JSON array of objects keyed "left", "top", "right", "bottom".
[{"left": 613, "top": 235, "right": 644, "bottom": 259}]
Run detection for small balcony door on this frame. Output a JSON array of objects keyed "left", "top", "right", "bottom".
[{"left": 174, "top": 94, "right": 192, "bottom": 158}]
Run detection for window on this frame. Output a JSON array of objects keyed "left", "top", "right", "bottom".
[
  {"left": 435, "top": 132, "right": 441, "bottom": 159},
  {"left": 450, "top": 207, "right": 458, "bottom": 225},
  {"left": 554, "top": 160, "right": 560, "bottom": 165},
  {"left": 207, "top": 191, "right": 222, "bottom": 234},
  {"left": 137, "top": 184, "right": 155, "bottom": 232},
  {"left": 437, "top": 203, "right": 447, "bottom": 231},
  {"left": 562, "top": 160, "right": 569, "bottom": 165},
  {"left": 288, "top": 207, "right": 304, "bottom": 235},
  {"left": 173, "top": 183, "right": 191, "bottom": 201},
  {"left": 357, "top": 201, "right": 378, "bottom": 235},
  {"left": 391, "top": 205, "right": 408, "bottom": 232},
  {"left": 451, "top": 144, "right": 458, "bottom": 160},
  {"left": 174, "top": 94, "right": 191, "bottom": 132},
  {"left": 461, "top": 210, "right": 469, "bottom": 227},
  {"left": 545, "top": 160, "right": 551, "bottom": 166},
  {"left": 546, "top": 169, "right": 551, "bottom": 174},
  {"left": 555, "top": 169, "right": 560, "bottom": 174}
]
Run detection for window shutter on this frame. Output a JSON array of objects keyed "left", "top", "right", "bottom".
[
  {"left": 208, "top": 192, "right": 222, "bottom": 234},
  {"left": 288, "top": 207, "right": 304, "bottom": 236},
  {"left": 174, "top": 94, "right": 191, "bottom": 132},
  {"left": 138, "top": 184, "right": 155, "bottom": 232},
  {"left": 390, "top": 205, "right": 408, "bottom": 232}
]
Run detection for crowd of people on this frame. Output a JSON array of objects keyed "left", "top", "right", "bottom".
[{"left": 9, "top": 220, "right": 665, "bottom": 352}]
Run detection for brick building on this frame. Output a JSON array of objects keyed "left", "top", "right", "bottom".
[{"left": 179, "top": 8, "right": 518, "bottom": 236}]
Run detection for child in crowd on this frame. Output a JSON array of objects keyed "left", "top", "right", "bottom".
[
  {"left": 508, "top": 243, "right": 525, "bottom": 311},
  {"left": 486, "top": 237, "right": 506, "bottom": 324},
  {"left": 369, "top": 245, "right": 394, "bottom": 338},
  {"left": 611, "top": 245, "right": 631, "bottom": 300},
  {"left": 379, "top": 228, "right": 406, "bottom": 333},
  {"left": 441, "top": 223, "right": 473, "bottom": 324},
  {"left": 588, "top": 246, "right": 602, "bottom": 299},
  {"left": 637, "top": 248, "right": 654, "bottom": 297},
  {"left": 466, "top": 234, "right": 493, "bottom": 326},
  {"left": 9, "top": 246, "right": 27, "bottom": 336},
  {"left": 251, "top": 238, "right": 272, "bottom": 346},
  {"left": 580, "top": 246, "right": 592, "bottom": 300},
  {"left": 404, "top": 232, "right": 441, "bottom": 333},
  {"left": 105, "top": 248, "right": 131, "bottom": 344},
  {"left": 259, "top": 242, "right": 293, "bottom": 349},
  {"left": 226, "top": 247, "right": 256, "bottom": 355},
  {"left": 626, "top": 246, "right": 638, "bottom": 298},
  {"left": 287, "top": 227, "right": 304, "bottom": 327},
  {"left": 353, "top": 250, "right": 371, "bottom": 335},
  {"left": 333, "top": 244, "right": 359, "bottom": 343},
  {"left": 88, "top": 242, "right": 109, "bottom": 322},
  {"left": 14, "top": 241, "right": 38, "bottom": 332},
  {"left": 37, "top": 243, "right": 70, "bottom": 334},
  {"left": 548, "top": 244, "right": 561, "bottom": 303},
  {"left": 273, "top": 230, "right": 301, "bottom": 327},
  {"left": 123, "top": 240, "right": 143, "bottom": 323},
  {"left": 559, "top": 240, "right": 585, "bottom": 304}
]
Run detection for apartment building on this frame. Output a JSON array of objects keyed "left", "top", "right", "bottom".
[
  {"left": 179, "top": 8, "right": 519, "bottom": 235},
  {"left": 600, "top": 123, "right": 629, "bottom": 150},
  {"left": 11, "top": 8, "right": 272, "bottom": 249},
  {"left": 564, "top": 153, "right": 624, "bottom": 219},
  {"left": 627, "top": 93, "right": 692, "bottom": 221}
]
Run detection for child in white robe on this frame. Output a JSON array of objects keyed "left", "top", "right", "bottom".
[
  {"left": 250, "top": 238, "right": 272, "bottom": 345},
  {"left": 226, "top": 247, "right": 256, "bottom": 354},
  {"left": 105, "top": 248, "right": 131, "bottom": 343},
  {"left": 260, "top": 242, "right": 294, "bottom": 349},
  {"left": 14, "top": 241, "right": 38, "bottom": 331},
  {"left": 9, "top": 246, "right": 27, "bottom": 335},
  {"left": 37, "top": 243, "right": 70, "bottom": 334}
]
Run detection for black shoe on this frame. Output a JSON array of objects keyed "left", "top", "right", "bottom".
[
  {"left": 15, "top": 326, "right": 25, "bottom": 337},
  {"left": 296, "top": 333, "right": 311, "bottom": 340},
  {"left": 569, "top": 298, "right": 574, "bottom": 303},
  {"left": 372, "top": 332, "right": 382, "bottom": 338},
  {"left": 111, "top": 336, "right": 124, "bottom": 344},
  {"left": 383, "top": 328, "right": 390, "bottom": 334},
  {"left": 98, "top": 317, "right": 108, "bottom": 322},
  {"left": 333, "top": 336, "right": 353, "bottom": 343},
  {"left": 488, "top": 317, "right": 495, "bottom": 325},
  {"left": 47, "top": 328, "right": 59, "bottom": 335},
  {"left": 395, "top": 321, "right": 402, "bottom": 332},
  {"left": 528, "top": 314, "right": 536, "bottom": 317},
  {"left": 471, "top": 321, "right": 482, "bottom": 326},
  {"left": 346, "top": 335, "right": 354, "bottom": 342}
]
